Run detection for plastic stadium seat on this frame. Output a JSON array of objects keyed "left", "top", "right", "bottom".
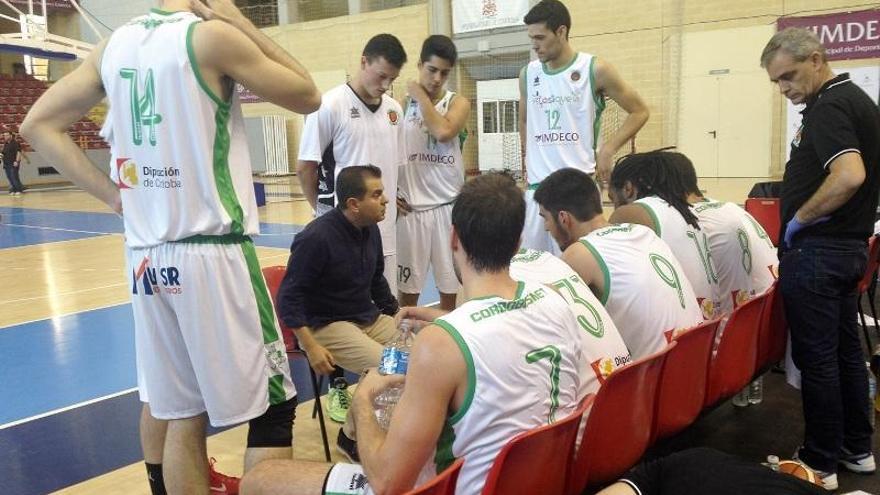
[
  {"left": 653, "top": 318, "right": 721, "bottom": 442},
  {"left": 407, "top": 458, "right": 465, "bottom": 495},
  {"left": 482, "top": 394, "right": 595, "bottom": 495},
  {"left": 756, "top": 282, "right": 786, "bottom": 370},
  {"left": 261, "top": 265, "right": 332, "bottom": 462},
  {"left": 744, "top": 198, "right": 781, "bottom": 247},
  {"left": 568, "top": 343, "right": 675, "bottom": 493},
  {"left": 705, "top": 294, "right": 767, "bottom": 407}
]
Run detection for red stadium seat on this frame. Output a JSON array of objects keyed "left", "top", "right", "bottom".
[
  {"left": 653, "top": 318, "right": 721, "bottom": 442},
  {"left": 744, "top": 198, "right": 781, "bottom": 247},
  {"left": 568, "top": 343, "right": 675, "bottom": 493},
  {"left": 407, "top": 458, "right": 465, "bottom": 495},
  {"left": 705, "top": 294, "right": 767, "bottom": 407},
  {"left": 756, "top": 282, "right": 786, "bottom": 370},
  {"left": 482, "top": 395, "right": 595, "bottom": 495}
]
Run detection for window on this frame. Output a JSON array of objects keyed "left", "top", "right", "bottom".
[
  {"left": 482, "top": 101, "right": 498, "bottom": 134},
  {"left": 500, "top": 100, "right": 518, "bottom": 133}
]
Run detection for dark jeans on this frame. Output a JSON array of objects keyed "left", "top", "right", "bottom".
[
  {"left": 780, "top": 236, "right": 872, "bottom": 472},
  {"left": 3, "top": 163, "right": 23, "bottom": 192}
]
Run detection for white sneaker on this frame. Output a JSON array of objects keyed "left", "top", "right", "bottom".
[
  {"left": 793, "top": 448, "right": 839, "bottom": 491},
  {"left": 839, "top": 447, "right": 876, "bottom": 474}
]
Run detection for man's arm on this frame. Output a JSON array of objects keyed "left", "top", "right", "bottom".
[
  {"left": 608, "top": 203, "right": 658, "bottom": 235},
  {"left": 296, "top": 160, "right": 320, "bottom": 212},
  {"left": 562, "top": 242, "right": 606, "bottom": 302},
  {"left": 190, "top": 0, "right": 320, "bottom": 113},
  {"left": 353, "top": 325, "right": 464, "bottom": 494},
  {"left": 406, "top": 81, "right": 471, "bottom": 143},
  {"left": 518, "top": 66, "right": 528, "bottom": 163},
  {"left": 20, "top": 41, "right": 120, "bottom": 213},
  {"left": 795, "top": 153, "right": 865, "bottom": 223},
  {"left": 593, "top": 57, "right": 649, "bottom": 181}
]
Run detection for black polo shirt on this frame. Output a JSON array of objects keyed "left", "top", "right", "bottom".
[
  {"left": 277, "top": 207, "right": 399, "bottom": 330},
  {"left": 780, "top": 73, "right": 880, "bottom": 241},
  {"left": 2, "top": 139, "right": 20, "bottom": 166}
]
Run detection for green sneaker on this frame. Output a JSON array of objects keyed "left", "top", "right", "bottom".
[{"left": 327, "top": 378, "right": 352, "bottom": 423}]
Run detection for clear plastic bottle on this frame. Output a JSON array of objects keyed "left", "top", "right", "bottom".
[
  {"left": 374, "top": 320, "right": 413, "bottom": 429},
  {"left": 732, "top": 388, "right": 750, "bottom": 407},
  {"left": 748, "top": 377, "right": 763, "bottom": 405},
  {"left": 765, "top": 455, "right": 780, "bottom": 472}
]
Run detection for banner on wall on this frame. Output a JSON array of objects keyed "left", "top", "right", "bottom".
[
  {"left": 777, "top": 10, "right": 880, "bottom": 61},
  {"left": 8, "top": 0, "right": 71, "bottom": 9},
  {"left": 452, "top": 0, "right": 529, "bottom": 34}
]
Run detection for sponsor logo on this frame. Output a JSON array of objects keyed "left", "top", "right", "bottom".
[
  {"left": 697, "top": 297, "right": 717, "bottom": 320},
  {"left": 131, "top": 257, "right": 183, "bottom": 296},
  {"left": 534, "top": 132, "right": 580, "bottom": 144},
  {"left": 350, "top": 107, "right": 360, "bottom": 119},
  {"left": 116, "top": 158, "right": 139, "bottom": 189},
  {"left": 349, "top": 473, "right": 368, "bottom": 490},
  {"left": 408, "top": 152, "right": 456, "bottom": 165},
  {"left": 388, "top": 109, "right": 399, "bottom": 125},
  {"left": 482, "top": 0, "right": 497, "bottom": 17},
  {"left": 731, "top": 289, "right": 754, "bottom": 309},
  {"left": 531, "top": 92, "right": 583, "bottom": 107},
  {"left": 571, "top": 70, "right": 581, "bottom": 82},
  {"left": 664, "top": 328, "right": 687, "bottom": 342},
  {"left": 533, "top": 75, "right": 541, "bottom": 87},
  {"left": 590, "top": 354, "right": 631, "bottom": 384}
]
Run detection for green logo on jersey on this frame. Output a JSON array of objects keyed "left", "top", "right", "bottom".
[{"left": 470, "top": 288, "right": 546, "bottom": 323}]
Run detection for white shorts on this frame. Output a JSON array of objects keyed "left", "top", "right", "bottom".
[
  {"left": 129, "top": 237, "right": 295, "bottom": 427},
  {"left": 522, "top": 188, "right": 562, "bottom": 256},
  {"left": 396, "top": 204, "right": 459, "bottom": 295},
  {"left": 324, "top": 464, "right": 373, "bottom": 495}
]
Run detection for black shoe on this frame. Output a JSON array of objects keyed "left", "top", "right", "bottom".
[{"left": 337, "top": 429, "right": 360, "bottom": 463}]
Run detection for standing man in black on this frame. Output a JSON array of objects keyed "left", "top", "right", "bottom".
[
  {"left": 762, "top": 27, "right": 880, "bottom": 490},
  {"left": 3, "top": 130, "right": 25, "bottom": 195}
]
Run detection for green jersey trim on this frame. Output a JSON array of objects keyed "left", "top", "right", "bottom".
[
  {"left": 433, "top": 421, "right": 459, "bottom": 475},
  {"left": 590, "top": 57, "right": 606, "bottom": 151},
  {"left": 150, "top": 8, "right": 180, "bottom": 16},
  {"left": 435, "top": 319, "right": 476, "bottom": 426},
  {"left": 579, "top": 238, "right": 611, "bottom": 305},
  {"left": 209, "top": 100, "right": 245, "bottom": 235},
  {"left": 636, "top": 201, "right": 662, "bottom": 237},
  {"left": 186, "top": 22, "right": 230, "bottom": 108},
  {"left": 542, "top": 52, "right": 579, "bottom": 76}
]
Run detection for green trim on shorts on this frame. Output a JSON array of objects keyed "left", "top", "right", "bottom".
[
  {"left": 241, "top": 240, "right": 280, "bottom": 345},
  {"left": 434, "top": 319, "right": 475, "bottom": 425},
  {"left": 579, "top": 238, "right": 611, "bottom": 305},
  {"left": 267, "top": 374, "right": 286, "bottom": 405},
  {"left": 172, "top": 233, "right": 252, "bottom": 244}
]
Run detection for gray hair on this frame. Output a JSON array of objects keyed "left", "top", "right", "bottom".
[{"left": 760, "top": 27, "right": 827, "bottom": 68}]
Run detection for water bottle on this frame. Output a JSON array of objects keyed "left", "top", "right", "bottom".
[
  {"left": 765, "top": 455, "right": 780, "bottom": 472},
  {"left": 374, "top": 320, "right": 414, "bottom": 429},
  {"left": 748, "top": 377, "right": 763, "bottom": 405},
  {"left": 868, "top": 362, "right": 877, "bottom": 428},
  {"left": 732, "top": 388, "right": 750, "bottom": 407}
]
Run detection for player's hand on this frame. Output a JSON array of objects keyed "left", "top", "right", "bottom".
[
  {"left": 395, "top": 306, "right": 448, "bottom": 329},
  {"left": 189, "top": 0, "right": 246, "bottom": 25},
  {"left": 396, "top": 196, "right": 412, "bottom": 216},
  {"left": 595, "top": 149, "right": 613, "bottom": 183},
  {"left": 355, "top": 368, "right": 406, "bottom": 402},
  {"left": 303, "top": 342, "right": 336, "bottom": 375},
  {"left": 13, "top": 160, "right": 19, "bottom": 168},
  {"left": 406, "top": 80, "right": 426, "bottom": 101}
]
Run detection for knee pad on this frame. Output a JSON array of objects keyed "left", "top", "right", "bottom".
[{"left": 247, "top": 396, "right": 298, "bottom": 448}]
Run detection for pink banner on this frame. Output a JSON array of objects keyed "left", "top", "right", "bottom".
[{"left": 778, "top": 10, "right": 880, "bottom": 61}]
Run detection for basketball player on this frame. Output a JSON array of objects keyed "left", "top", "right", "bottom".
[
  {"left": 519, "top": 0, "right": 649, "bottom": 254},
  {"left": 510, "top": 247, "right": 632, "bottom": 395},
  {"left": 397, "top": 34, "right": 470, "bottom": 311},
  {"left": 22, "top": 0, "right": 319, "bottom": 493},
  {"left": 534, "top": 168, "right": 703, "bottom": 358},
  {"left": 296, "top": 34, "right": 407, "bottom": 295},
  {"left": 241, "top": 173, "right": 587, "bottom": 495},
  {"left": 607, "top": 151, "right": 722, "bottom": 320}
]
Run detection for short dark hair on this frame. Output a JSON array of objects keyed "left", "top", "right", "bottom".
[
  {"left": 523, "top": 0, "right": 571, "bottom": 38},
  {"left": 420, "top": 35, "right": 457, "bottom": 65},
  {"left": 336, "top": 165, "right": 382, "bottom": 208},
  {"left": 610, "top": 151, "right": 700, "bottom": 229},
  {"left": 363, "top": 34, "right": 407, "bottom": 69},
  {"left": 534, "top": 168, "right": 603, "bottom": 222},
  {"left": 452, "top": 173, "right": 525, "bottom": 273}
]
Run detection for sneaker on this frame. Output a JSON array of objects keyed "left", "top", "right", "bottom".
[
  {"left": 839, "top": 447, "right": 876, "bottom": 474},
  {"left": 327, "top": 378, "right": 352, "bottom": 424},
  {"left": 337, "top": 429, "right": 360, "bottom": 463},
  {"left": 208, "top": 457, "right": 240, "bottom": 494},
  {"left": 793, "top": 448, "right": 838, "bottom": 491}
]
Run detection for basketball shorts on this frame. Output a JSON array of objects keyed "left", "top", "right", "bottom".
[
  {"left": 396, "top": 203, "right": 459, "bottom": 295},
  {"left": 522, "top": 188, "right": 562, "bottom": 256},
  {"left": 129, "top": 237, "right": 295, "bottom": 427},
  {"left": 324, "top": 463, "right": 374, "bottom": 495}
]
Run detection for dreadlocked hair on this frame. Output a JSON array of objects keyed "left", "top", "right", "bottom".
[{"left": 610, "top": 150, "right": 700, "bottom": 230}]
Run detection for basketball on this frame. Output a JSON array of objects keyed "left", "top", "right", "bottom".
[{"left": 778, "top": 460, "right": 822, "bottom": 487}]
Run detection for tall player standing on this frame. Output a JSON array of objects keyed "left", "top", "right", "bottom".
[
  {"left": 519, "top": 0, "right": 649, "bottom": 254},
  {"left": 397, "top": 35, "right": 470, "bottom": 311}
]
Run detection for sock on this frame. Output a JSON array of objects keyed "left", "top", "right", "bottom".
[{"left": 145, "top": 462, "right": 167, "bottom": 495}]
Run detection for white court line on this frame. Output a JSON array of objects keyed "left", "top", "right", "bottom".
[
  {"left": 0, "top": 283, "right": 129, "bottom": 306},
  {"left": 0, "top": 300, "right": 130, "bottom": 330},
  {"left": 0, "top": 222, "right": 117, "bottom": 236},
  {"left": 0, "top": 387, "right": 138, "bottom": 430}
]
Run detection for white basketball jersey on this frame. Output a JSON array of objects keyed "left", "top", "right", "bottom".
[
  {"left": 428, "top": 281, "right": 586, "bottom": 495},
  {"left": 581, "top": 224, "right": 703, "bottom": 358},
  {"left": 298, "top": 83, "right": 404, "bottom": 255},
  {"left": 694, "top": 200, "right": 778, "bottom": 316},
  {"left": 523, "top": 52, "right": 601, "bottom": 184},
  {"left": 399, "top": 91, "right": 465, "bottom": 211},
  {"left": 101, "top": 10, "right": 258, "bottom": 248},
  {"left": 510, "top": 248, "right": 632, "bottom": 393},
  {"left": 635, "top": 196, "right": 721, "bottom": 319}
]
